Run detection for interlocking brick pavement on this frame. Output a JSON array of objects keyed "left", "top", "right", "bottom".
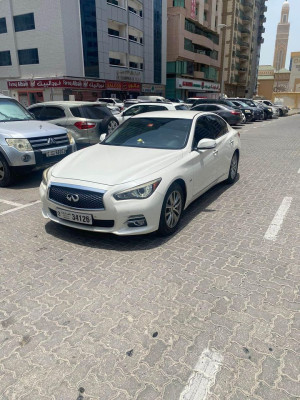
[{"left": 0, "top": 116, "right": 299, "bottom": 399}]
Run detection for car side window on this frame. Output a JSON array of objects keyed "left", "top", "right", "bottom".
[
  {"left": 193, "top": 116, "right": 214, "bottom": 147},
  {"left": 39, "top": 106, "right": 65, "bottom": 120},
  {"left": 29, "top": 106, "right": 44, "bottom": 119},
  {"left": 205, "top": 115, "right": 228, "bottom": 139},
  {"left": 144, "top": 105, "right": 168, "bottom": 112},
  {"left": 193, "top": 105, "right": 207, "bottom": 111},
  {"left": 123, "top": 105, "right": 145, "bottom": 116},
  {"left": 205, "top": 105, "right": 219, "bottom": 111}
]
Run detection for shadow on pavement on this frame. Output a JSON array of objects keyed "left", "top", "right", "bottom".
[
  {"left": 9, "top": 170, "right": 43, "bottom": 190},
  {"left": 45, "top": 175, "right": 240, "bottom": 251}
]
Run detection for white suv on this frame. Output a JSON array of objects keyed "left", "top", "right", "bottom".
[
  {"left": 115, "top": 102, "right": 188, "bottom": 125},
  {"left": 97, "top": 98, "right": 124, "bottom": 111}
]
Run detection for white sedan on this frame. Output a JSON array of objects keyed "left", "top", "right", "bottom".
[
  {"left": 40, "top": 111, "right": 241, "bottom": 236},
  {"left": 115, "top": 102, "right": 188, "bottom": 125}
]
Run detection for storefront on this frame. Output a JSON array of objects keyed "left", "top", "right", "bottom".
[
  {"left": 176, "top": 78, "right": 220, "bottom": 99},
  {"left": 7, "top": 77, "right": 165, "bottom": 105}
]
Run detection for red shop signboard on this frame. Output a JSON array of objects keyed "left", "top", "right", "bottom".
[{"left": 7, "top": 78, "right": 106, "bottom": 90}]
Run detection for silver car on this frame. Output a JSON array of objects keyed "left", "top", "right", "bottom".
[{"left": 29, "top": 101, "right": 119, "bottom": 148}]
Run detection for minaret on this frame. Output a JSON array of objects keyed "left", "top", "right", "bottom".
[{"left": 273, "top": 1, "right": 290, "bottom": 71}]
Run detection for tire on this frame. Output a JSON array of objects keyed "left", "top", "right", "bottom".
[
  {"left": 158, "top": 183, "right": 184, "bottom": 236},
  {"left": 279, "top": 109, "right": 283, "bottom": 117},
  {"left": 226, "top": 152, "right": 239, "bottom": 184},
  {"left": 100, "top": 117, "right": 119, "bottom": 135},
  {"left": 263, "top": 112, "right": 267, "bottom": 120},
  {"left": 0, "top": 154, "right": 14, "bottom": 187}
]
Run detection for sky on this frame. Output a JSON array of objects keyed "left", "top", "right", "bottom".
[{"left": 260, "top": 0, "right": 299, "bottom": 68}]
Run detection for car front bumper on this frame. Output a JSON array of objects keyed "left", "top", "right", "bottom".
[{"left": 40, "top": 180, "right": 164, "bottom": 235}]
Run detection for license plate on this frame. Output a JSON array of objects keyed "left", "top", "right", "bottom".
[
  {"left": 245, "top": 110, "right": 251, "bottom": 113},
  {"left": 56, "top": 208, "right": 92, "bottom": 225},
  {"left": 45, "top": 148, "right": 66, "bottom": 157}
]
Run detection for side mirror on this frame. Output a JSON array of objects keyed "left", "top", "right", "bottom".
[
  {"left": 99, "top": 133, "right": 107, "bottom": 143},
  {"left": 196, "top": 138, "right": 217, "bottom": 150}
]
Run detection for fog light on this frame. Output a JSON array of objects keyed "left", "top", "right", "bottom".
[
  {"left": 22, "top": 154, "right": 31, "bottom": 162},
  {"left": 127, "top": 215, "right": 147, "bottom": 228}
]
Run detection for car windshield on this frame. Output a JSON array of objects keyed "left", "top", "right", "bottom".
[
  {"left": 103, "top": 117, "right": 192, "bottom": 150},
  {"left": 233, "top": 101, "right": 249, "bottom": 108},
  {"left": 0, "top": 99, "right": 33, "bottom": 122},
  {"left": 70, "top": 105, "right": 112, "bottom": 119},
  {"left": 175, "top": 104, "right": 188, "bottom": 110},
  {"left": 243, "top": 100, "right": 256, "bottom": 107}
]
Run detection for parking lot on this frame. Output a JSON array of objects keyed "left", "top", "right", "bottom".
[{"left": 1, "top": 114, "right": 300, "bottom": 399}]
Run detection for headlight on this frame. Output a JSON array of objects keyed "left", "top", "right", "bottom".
[
  {"left": 42, "top": 167, "right": 52, "bottom": 186},
  {"left": 6, "top": 138, "right": 33, "bottom": 152},
  {"left": 67, "top": 132, "right": 75, "bottom": 145},
  {"left": 268, "top": 108, "right": 272, "bottom": 112},
  {"left": 114, "top": 178, "right": 161, "bottom": 200}
]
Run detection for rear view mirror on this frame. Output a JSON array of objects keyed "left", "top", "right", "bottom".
[
  {"left": 197, "top": 138, "right": 217, "bottom": 149},
  {"left": 99, "top": 133, "right": 107, "bottom": 143}
]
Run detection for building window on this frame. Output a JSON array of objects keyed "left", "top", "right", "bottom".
[
  {"left": 184, "top": 18, "right": 219, "bottom": 44},
  {"left": 0, "top": 51, "right": 12, "bottom": 66},
  {"left": 18, "top": 48, "right": 39, "bottom": 65},
  {"left": 184, "top": 38, "right": 193, "bottom": 52},
  {"left": 0, "top": 18, "right": 7, "bottom": 34},
  {"left": 107, "top": 0, "right": 119, "bottom": 5},
  {"left": 173, "top": 0, "right": 185, "bottom": 7},
  {"left": 154, "top": 0, "right": 162, "bottom": 83},
  {"left": 14, "top": 13, "right": 35, "bottom": 32},
  {"left": 80, "top": 0, "right": 99, "bottom": 77},
  {"left": 129, "top": 61, "right": 138, "bottom": 69},
  {"left": 109, "top": 58, "right": 121, "bottom": 66},
  {"left": 108, "top": 28, "right": 120, "bottom": 36}
]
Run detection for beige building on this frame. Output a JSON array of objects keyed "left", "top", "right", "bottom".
[
  {"left": 166, "top": 0, "right": 222, "bottom": 99},
  {"left": 220, "top": 0, "right": 267, "bottom": 97},
  {"left": 289, "top": 52, "right": 300, "bottom": 91},
  {"left": 273, "top": 1, "right": 290, "bottom": 71},
  {"left": 257, "top": 64, "right": 290, "bottom": 99}
]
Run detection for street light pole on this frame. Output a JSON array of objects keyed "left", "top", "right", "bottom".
[{"left": 218, "top": 24, "right": 227, "bottom": 99}]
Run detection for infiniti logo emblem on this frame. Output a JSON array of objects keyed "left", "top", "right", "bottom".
[{"left": 66, "top": 194, "right": 79, "bottom": 202}]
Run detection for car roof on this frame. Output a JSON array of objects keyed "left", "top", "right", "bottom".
[
  {"left": 29, "top": 101, "right": 107, "bottom": 107},
  {"left": 131, "top": 110, "right": 203, "bottom": 119}
]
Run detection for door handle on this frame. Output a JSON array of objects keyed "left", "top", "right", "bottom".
[{"left": 213, "top": 150, "right": 218, "bottom": 156}]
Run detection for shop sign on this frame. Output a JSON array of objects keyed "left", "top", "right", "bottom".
[
  {"left": 176, "top": 78, "right": 220, "bottom": 92},
  {"left": 106, "top": 81, "right": 141, "bottom": 91},
  {"left": 142, "top": 84, "right": 165, "bottom": 93},
  {"left": 7, "top": 78, "right": 105, "bottom": 90},
  {"left": 191, "top": 0, "right": 196, "bottom": 20},
  {"left": 116, "top": 70, "right": 142, "bottom": 82}
]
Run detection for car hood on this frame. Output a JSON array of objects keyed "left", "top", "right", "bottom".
[
  {"left": 0, "top": 120, "right": 67, "bottom": 138},
  {"left": 52, "top": 144, "right": 182, "bottom": 185}
]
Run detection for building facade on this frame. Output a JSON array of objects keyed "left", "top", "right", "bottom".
[
  {"left": 273, "top": 0, "right": 290, "bottom": 71},
  {"left": 166, "top": 0, "right": 222, "bottom": 100},
  {"left": 0, "top": 0, "right": 166, "bottom": 106},
  {"left": 220, "top": 0, "right": 267, "bottom": 98},
  {"left": 288, "top": 52, "right": 300, "bottom": 92}
]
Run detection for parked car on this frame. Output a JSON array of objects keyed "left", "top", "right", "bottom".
[
  {"left": 115, "top": 102, "right": 188, "bottom": 125},
  {"left": 28, "top": 101, "right": 119, "bottom": 148},
  {"left": 192, "top": 98, "right": 254, "bottom": 122},
  {"left": 40, "top": 110, "right": 241, "bottom": 236},
  {"left": 0, "top": 95, "right": 76, "bottom": 187},
  {"left": 253, "top": 101, "right": 278, "bottom": 119},
  {"left": 184, "top": 98, "right": 207, "bottom": 108},
  {"left": 191, "top": 104, "right": 243, "bottom": 125},
  {"left": 228, "top": 99, "right": 263, "bottom": 121},
  {"left": 137, "top": 96, "right": 167, "bottom": 102},
  {"left": 97, "top": 98, "right": 124, "bottom": 111},
  {"left": 167, "top": 98, "right": 184, "bottom": 103},
  {"left": 228, "top": 98, "right": 264, "bottom": 121},
  {"left": 123, "top": 99, "right": 141, "bottom": 109},
  {"left": 255, "top": 100, "right": 288, "bottom": 116}
]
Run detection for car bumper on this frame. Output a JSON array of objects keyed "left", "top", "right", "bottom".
[{"left": 40, "top": 181, "right": 164, "bottom": 235}]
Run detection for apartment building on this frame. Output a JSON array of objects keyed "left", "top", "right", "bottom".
[
  {"left": 0, "top": 0, "right": 166, "bottom": 106},
  {"left": 220, "top": 0, "right": 267, "bottom": 98},
  {"left": 166, "top": 0, "right": 222, "bottom": 100}
]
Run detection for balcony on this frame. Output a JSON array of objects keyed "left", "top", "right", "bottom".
[
  {"left": 259, "top": 26, "right": 265, "bottom": 33},
  {"left": 240, "top": 27, "right": 250, "bottom": 35},
  {"left": 241, "top": 0, "right": 252, "bottom": 9},
  {"left": 238, "top": 38, "right": 248, "bottom": 48}
]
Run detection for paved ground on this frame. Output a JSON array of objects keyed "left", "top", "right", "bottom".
[{"left": 0, "top": 115, "right": 299, "bottom": 400}]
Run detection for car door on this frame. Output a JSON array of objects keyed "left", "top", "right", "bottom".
[
  {"left": 203, "top": 114, "right": 232, "bottom": 178},
  {"left": 190, "top": 115, "right": 220, "bottom": 196}
]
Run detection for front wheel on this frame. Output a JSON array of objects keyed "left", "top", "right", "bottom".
[
  {"left": 0, "top": 155, "right": 14, "bottom": 187},
  {"left": 158, "top": 183, "right": 184, "bottom": 236},
  {"left": 226, "top": 152, "right": 239, "bottom": 184}
]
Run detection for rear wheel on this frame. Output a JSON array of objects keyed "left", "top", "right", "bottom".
[
  {"left": 226, "top": 152, "right": 239, "bottom": 184},
  {"left": 100, "top": 117, "right": 119, "bottom": 135},
  {"left": 158, "top": 183, "right": 183, "bottom": 236},
  {"left": 0, "top": 155, "right": 13, "bottom": 187}
]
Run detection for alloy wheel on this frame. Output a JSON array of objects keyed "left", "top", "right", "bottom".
[
  {"left": 165, "top": 190, "right": 182, "bottom": 229},
  {"left": 107, "top": 120, "right": 118, "bottom": 134},
  {"left": 230, "top": 153, "right": 238, "bottom": 180}
]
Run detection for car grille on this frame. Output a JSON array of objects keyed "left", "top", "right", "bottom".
[
  {"left": 29, "top": 134, "right": 69, "bottom": 150},
  {"left": 49, "top": 185, "right": 105, "bottom": 210},
  {"left": 49, "top": 209, "right": 113, "bottom": 227}
]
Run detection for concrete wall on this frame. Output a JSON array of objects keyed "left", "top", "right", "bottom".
[{"left": 273, "top": 92, "right": 300, "bottom": 109}]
